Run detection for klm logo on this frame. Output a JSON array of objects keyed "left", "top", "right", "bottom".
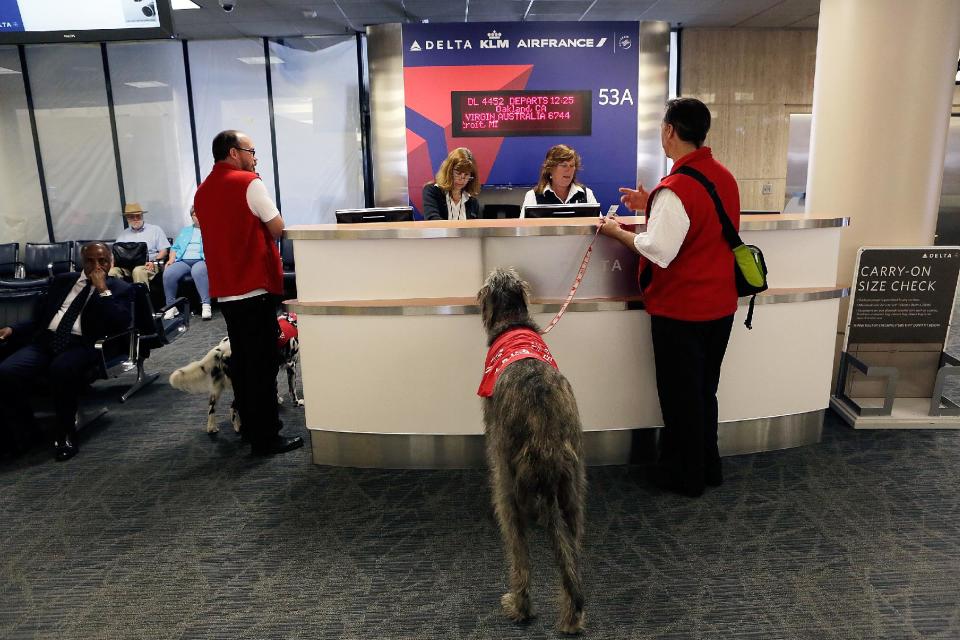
[{"left": 481, "top": 29, "right": 509, "bottom": 49}]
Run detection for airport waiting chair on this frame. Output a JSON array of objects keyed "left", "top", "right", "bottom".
[
  {"left": 0, "top": 287, "right": 136, "bottom": 434},
  {"left": 121, "top": 283, "right": 190, "bottom": 403},
  {"left": 0, "top": 243, "right": 18, "bottom": 279},
  {"left": 0, "top": 241, "right": 73, "bottom": 291}
]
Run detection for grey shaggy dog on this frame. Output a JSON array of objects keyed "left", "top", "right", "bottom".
[{"left": 478, "top": 267, "right": 587, "bottom": 635}]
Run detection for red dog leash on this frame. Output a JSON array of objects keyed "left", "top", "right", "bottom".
[{"left": 541, "top": 226, "right": 602, "bottom": 335}]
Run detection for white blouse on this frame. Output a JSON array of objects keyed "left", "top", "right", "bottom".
[{"left": 445, "top": 191, "right": 470, "bottom": 221}]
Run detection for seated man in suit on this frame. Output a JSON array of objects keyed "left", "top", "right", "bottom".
[{"left": 0, "top": 242, "right": 133, "bottom": 461}]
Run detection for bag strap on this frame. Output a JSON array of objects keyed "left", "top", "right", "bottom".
[{"left": 673, "top": 165, "right": 742, "bottom": 250}]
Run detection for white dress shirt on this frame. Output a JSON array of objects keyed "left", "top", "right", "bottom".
[
  {"left": 632, "top": 187, "right": 690, "bottom": 268},
  {"left": 48, "top": 273, "right": 92, "bottom": 336},
  {"left": 520, "top": 183, "right": 597, "bottom": 217},
  {"left": 444, "top": 191, "right": 470, "bottom": 221}
]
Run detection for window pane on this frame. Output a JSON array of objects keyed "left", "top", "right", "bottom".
[
  {"left": 188, "top": 39, "right": 277, "bottom": 203},
  {"left": 27, "top": 44, "right": 122, "bottom": 242},
  {"left": 0, "top": 46, "right": 46, "bottom": 245},
  {"left": 108, "top": 40, "right": 197, "bottom": 239},
  {"left": 269, "top": 37, "right": 364, "bottom": 224}
]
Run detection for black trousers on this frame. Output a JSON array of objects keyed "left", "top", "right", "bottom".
[
  {"left": 0, "top": 331, "right": 97, "bottom": 447},
  {"left": 650, "top": 314, "right": 734, "bottom": 493},
  {"left": 219, "top": 294, "right": 282, "bottom": 447}
]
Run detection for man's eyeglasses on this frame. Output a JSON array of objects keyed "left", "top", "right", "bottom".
[{"left": 234, "top": 146, "right": 256, "bottom": 156}]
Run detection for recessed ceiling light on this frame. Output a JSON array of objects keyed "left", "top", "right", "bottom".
[
  {"left": 237, "top": 56, "right": 285, "bottom": 65},
  {"left": 171, "top": 0, "right": 201, "bottom": 9},
  {"left": 124, "top": 81, "right": 169, "bottom": 88},
  {"left": 0, "top": 66, "right": 21, "bottom": 75}
]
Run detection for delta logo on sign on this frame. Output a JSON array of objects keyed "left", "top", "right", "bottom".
[{"left": 409, "top": 29, "right": 610, "bottom": 52}]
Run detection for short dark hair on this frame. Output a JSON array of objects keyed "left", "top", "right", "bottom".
[
  {"left": 212, "top": 130, "right": 241, "bottom": 162},
  {"left": 663, "top": 98, "right": 711, "bottom": 147}
]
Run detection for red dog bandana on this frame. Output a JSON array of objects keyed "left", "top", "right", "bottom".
[
  {"left": 277, "top": 313, "right": 298, "bottom": 349},
  {"left": 477, "top": 328, "right": 559, "bottom": 397}
]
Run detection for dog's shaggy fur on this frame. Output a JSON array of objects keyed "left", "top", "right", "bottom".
[
  {"left": 478, "top": 267, "right": 587, "bottom": 635},
  {"left": 169, "top": 331, "right": 302, "bottom": 434}
]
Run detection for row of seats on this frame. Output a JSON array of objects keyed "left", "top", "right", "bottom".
[{"left": 0, "top": 239, "right": 298, "bottom": 299}]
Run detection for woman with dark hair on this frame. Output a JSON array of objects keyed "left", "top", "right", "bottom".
[
  {"left": 422, "top": 147, "right": 481, "bottom": 220},
  {"left": 521, "top": 144, "right": 597, "bottom": 217}
]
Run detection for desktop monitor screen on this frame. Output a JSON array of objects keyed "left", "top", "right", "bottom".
[
  {"left": 524, "top": 203, "right": 602, "bottom": 219},
  {"left": 481, "top": 203, "right": 522, "bottom": 219},
  {"left": 335, "top": 207, "right": 414, "bottom": 224},
  {"left": 0, "top": 0, "right": 174, "bottom": 44}
]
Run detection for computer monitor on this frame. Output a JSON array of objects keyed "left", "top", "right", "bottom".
[
  {"left": 523, "top": 203, "right": 602, "bottom": 218},
  {"left": 482, "top": 203, "right": 522, "bottom": 219},
  {"left": 335, "top": 207, "right": 414, "bottom": 224}
]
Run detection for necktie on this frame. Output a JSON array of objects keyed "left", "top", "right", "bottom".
[{"left": 51, "top": 282, "right": 93, "bottom": 354}]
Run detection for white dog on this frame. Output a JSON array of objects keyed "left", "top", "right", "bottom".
[{"left": 169, "top": 324, "right": 303, "bottom": 433}]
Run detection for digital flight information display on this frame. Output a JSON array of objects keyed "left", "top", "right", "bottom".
[{"left": 451, "top": 90, "right": 592, "bottom": 137}]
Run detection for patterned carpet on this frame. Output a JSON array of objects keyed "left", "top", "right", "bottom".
[{"left": 1, "top": 314, "right": 959, "bottom": 639}]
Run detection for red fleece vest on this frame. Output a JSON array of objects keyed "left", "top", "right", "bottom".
[
  {"left": 640, "top": 147, "right": 739, "bottom": 321},
  {"left": 477, "top": 328, "right": 559, "bottom": 397},
  {"left": 194, "top": 162, "right": 283, "bottom": 298}
]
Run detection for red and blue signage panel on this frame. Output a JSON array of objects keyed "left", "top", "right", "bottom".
[{"left": 402, "top": 22, "right": 641, "bottom": 216}]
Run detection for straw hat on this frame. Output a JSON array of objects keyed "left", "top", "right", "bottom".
[{"left": 123, "top": 202, "right": 148, "bottom": 216}]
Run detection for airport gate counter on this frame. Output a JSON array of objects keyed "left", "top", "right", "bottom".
[{"left": 284, "top": 214, "right": 849, "bottom": 468}]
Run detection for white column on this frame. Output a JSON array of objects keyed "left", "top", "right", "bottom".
[{"left": 806, "top": 0, "right": 960, "bottom": 291}]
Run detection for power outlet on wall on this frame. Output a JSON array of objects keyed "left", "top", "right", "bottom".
[{"left": 761, "top": 182, "right": 773, "bottom": 195}]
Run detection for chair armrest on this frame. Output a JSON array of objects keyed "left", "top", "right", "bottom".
[
  {"left": 93, "top": 327, "right": 137, "bottom": 378},
  {"left": 157, "top": 296, "right": 190, "bottom": 318}
]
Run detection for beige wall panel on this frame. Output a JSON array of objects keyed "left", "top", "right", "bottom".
[
  {"left": 738, "top": 179, "right": 786, "bottom": 211},
  {"left": 783, "top": 30, "right": 819, "bottom": 104},
  {"left": 708, "top": 105, "right": 788, "bottom": 180}
]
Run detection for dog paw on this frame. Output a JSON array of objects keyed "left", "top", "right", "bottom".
[
  {"left": 276, "top": 395, "right": 284, "bottom": 405},
  {"left": 557, "top": 610, "right": 585, "bottom": 635},
  {"left": 206, "top": 424, "right": 220, "bottom": 434},
  {"left": 295, "top": 399, "right": 304, "bottom": 407},
  {"left": 501, "top": 592, "right": 532, "bottom": 623}
]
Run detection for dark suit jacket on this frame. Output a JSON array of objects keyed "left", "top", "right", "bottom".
[
  {"left": 422, "top": 183, "right": 480, "bottom": 221},
  {"left": 11, "top": 273, "right": 134, "bottom": 346}
]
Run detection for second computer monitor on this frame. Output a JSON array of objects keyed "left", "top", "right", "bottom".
[
  {"left": 335, "top": 207, "right": 414, "bottom": 224},
  {"left": 523, "top": 203, "right": 602, "bottom": 218}
]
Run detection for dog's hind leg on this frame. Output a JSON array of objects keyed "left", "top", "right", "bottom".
[
  {"left": 206, "top": 395, "right": 219, "bottom": 433},
  {"left": 492, "top": 464, "right": 533, "bottom": 623},
  {"left": 287, "top": 361, "right": 303, "bottom": 406},
  {"left": 551, "top": 469, "right": 586, "bottom": 635},
  {"left": 230, "top": 400, "right": 241, "bottom": 433}
]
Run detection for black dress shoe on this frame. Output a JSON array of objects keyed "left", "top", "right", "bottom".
[
  {"left": 53, "top": 435, "right": 79, "bottom": 462},
  {"left": 646, "top": 465, "right": 704, "bottom": 498},
  {"left": 251, "top": 435, "right": 303, "bottom": 456},
  {"left": 705, "top": 467, "right": 724, "bottom": 487}
]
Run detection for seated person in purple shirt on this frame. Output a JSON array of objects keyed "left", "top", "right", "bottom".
[
  {"left": 108, "top": 202, "right": 170, "bottom": 284},
  {"left": 163, "top": 207, "right": 211, "bottom": 321}
]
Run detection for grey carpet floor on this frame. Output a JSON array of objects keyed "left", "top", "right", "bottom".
[{"left": 1, "top": 314, "right": 959, "bottom": 639}]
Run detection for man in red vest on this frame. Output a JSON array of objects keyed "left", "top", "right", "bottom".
[
  {"left": 193, "top": 130, "right": 303, "bottom": 456},
  {"left": 597, "top": 98, "right": 739, "bottom": 497}
]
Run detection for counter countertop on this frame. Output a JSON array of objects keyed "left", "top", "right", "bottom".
[{"left": 285, "top": 214, "right": 849, "bottom": 240}]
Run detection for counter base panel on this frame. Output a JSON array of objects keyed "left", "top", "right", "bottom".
[
  {"left": 308, "top": 409, "right": 824, "bottom": 469},
  {"left": 831, "top": 396, "right": 960, "bottom": 429}
]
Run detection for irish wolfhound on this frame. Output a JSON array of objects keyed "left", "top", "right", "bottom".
[{"left": 477, "top": 267, "right": 586, "bottom": 635}]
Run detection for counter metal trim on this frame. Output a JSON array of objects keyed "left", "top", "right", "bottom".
[
  {"left": 308, "top": 410, "right": 824, "bottom": 468},
  {"left": 286, "top": 288, "right": 848, "bottom": 316}
]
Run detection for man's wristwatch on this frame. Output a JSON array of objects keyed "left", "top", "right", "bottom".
[{"left": 98, "top": 290, "right": 112, "bottom": 297}]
